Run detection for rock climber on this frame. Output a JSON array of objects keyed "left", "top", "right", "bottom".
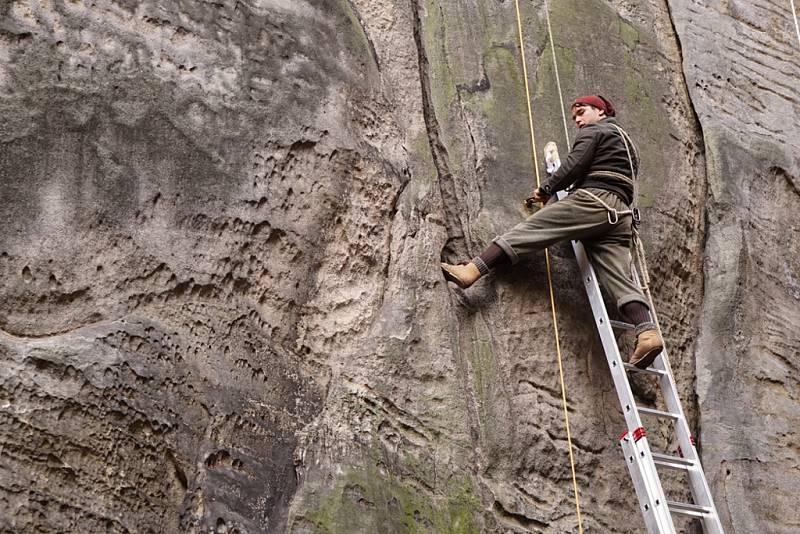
[{"left": 440, "top": 95, "right": 663, "bottom": 369}]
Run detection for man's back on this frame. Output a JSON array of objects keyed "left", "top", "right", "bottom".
[{"left": 543, "top": 117, "right": 639, "bottom": 205}]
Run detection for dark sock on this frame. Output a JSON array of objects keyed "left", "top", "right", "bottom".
[
  {"left": 621, "top": 302, "right": 656, "bottom": 335},
  {"left": 473, "top": 243, "right": 510, "bottom": 275},
  {"left": 480, "top": 243, "right": 509, "bottom": 268}
]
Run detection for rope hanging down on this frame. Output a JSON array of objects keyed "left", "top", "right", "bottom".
[
  {"left": 514, "top": 0, "right": 541, "bottom": 186},
  {"left": 544, "top": 0, "right": 571, "bottom": 148},
  {"left": 791, "top": 0, "right": 800, "bottom": 48},
  {"left": 513, "top": 2, "right": 584, "bottom": 533}
]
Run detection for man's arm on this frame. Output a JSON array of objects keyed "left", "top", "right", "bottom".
[{"left": 540, "top": 127, "right": 599, "bottom": 196}]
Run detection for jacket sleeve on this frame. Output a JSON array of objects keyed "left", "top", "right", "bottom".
[{"left": 541, "top": 127, "right": 599, "bottom": 195}]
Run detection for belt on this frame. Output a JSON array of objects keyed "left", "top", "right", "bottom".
[{"left": 586, "top": 170, "right": 634, "bottom": 186}]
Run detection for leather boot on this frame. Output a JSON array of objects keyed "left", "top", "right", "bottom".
[
  {"left": 441, "top": 262, "right": 481, "bottom": 289},
  {"left": 629, "top": 329, "right": 664, "bottom": 369}
]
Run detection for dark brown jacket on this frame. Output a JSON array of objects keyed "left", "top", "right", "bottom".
[{"left": 541, "top": 117, "right": 639, "bottom": 205}]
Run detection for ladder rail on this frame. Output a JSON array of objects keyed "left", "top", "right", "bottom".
[
  {"left": 570, "top": 236, "right": 675, "bottom": 531},
  {"left": 632, "top": 252, "right": 724, "bottom": 529},
  {"left": 621, "top": 432, "right": 677, "bottom": 533},
  {"left": 655, "top": 350, "right": 720, "bottom": 515},
  {"left": 571, "top": 239, "right": 644, "bottom": 433},
  {"left": 631, "top": 266, "right": 701, "bottom": 467},
  {"left": 559, "top": 189, "right": 725, "bottom": 533}
]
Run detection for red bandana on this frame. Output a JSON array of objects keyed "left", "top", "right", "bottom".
[{"left": 572, "top": 95, "right": 616, "bottom": 117}]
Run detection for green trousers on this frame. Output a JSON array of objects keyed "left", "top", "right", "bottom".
[{"left": 493, "top": 188, "right": 648, "bottom": 310}]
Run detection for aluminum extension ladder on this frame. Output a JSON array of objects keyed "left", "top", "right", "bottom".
[{"left": 562, "top": 195, "right": 725, "bottom": 533}]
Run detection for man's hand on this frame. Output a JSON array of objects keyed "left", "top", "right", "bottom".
[
  {"left": 525, "top": 188, "right": 551, "bottom": 208},
  {"left": 531, "top": 188, "right": 550, "bottom": 203}
]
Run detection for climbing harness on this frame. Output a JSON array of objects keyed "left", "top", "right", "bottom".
[
  {"left": 586, "top": 170, "right": 634, "bottom": 188},
  {"left": 580, "top": 123, "right": 640, "bottom": 226},
  {"left": 514, "top": 1, "right": 726, "bottom": 532},
  {"left": 579, "top": 189, "right": 633, "bottom": 225}
]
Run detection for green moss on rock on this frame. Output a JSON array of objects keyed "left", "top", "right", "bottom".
[
  {"left": 470, "top": 331, "right": 494, "bottom": 426},
  {"left": 617, "top": 18, "right": 640, "bottom": 50},
  {"left": 337, "top": 0, "right": 378, "bottom": 70},
  {"left": 479, "top": 43, "right": 533, "bottom": 170},
  {"left": 304, "top": 467, "right": 480, "bottom": 533},
  {"left": 621, "top": 46, "right": 664, "bottom": 145}
]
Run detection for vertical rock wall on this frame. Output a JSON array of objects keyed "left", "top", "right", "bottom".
[
  {"left": 286, "top": 0, "right": 709, "bottom": 532},
  {"left": 667, "top": 1, "right": 800, "bottom": 532},
  {"left": 0, "top": 0, "right": 397, "bottom": 531},
  {"left": 0, "top": 0, "right": 797, "bottom": 532}
]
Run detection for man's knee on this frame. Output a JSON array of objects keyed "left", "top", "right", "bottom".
[{"left": 617, "top": 294, "right": 649, "bottom": 310}]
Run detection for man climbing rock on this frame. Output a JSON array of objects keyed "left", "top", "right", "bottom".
[{"left": 441, "top": 95, "right": 663, "bottom": 369}]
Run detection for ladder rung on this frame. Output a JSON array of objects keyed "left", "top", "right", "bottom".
[
  {"left": 623, "top": 362, "right": 666, "bottom": 376},
  {"left": 652, "top": 452, "right": 695, "bottom": 470},
  {"left": 570, "top": 232, "right": 725, "bottom": 532},
  {"left": 610, "top": 320, "right": 634, "bottom": 331},
  {"left": 637, "top": 407, "right": 681, "bottom": 420},
  {"left": 667, "top": 501, "right": 712, "bottom": 518}
]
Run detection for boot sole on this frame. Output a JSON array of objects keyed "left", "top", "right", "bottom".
[
  {"left": 630, "top": 346, "right": 663, "bottom": 370},
  {"left": 441, "top": 264, "right": 470, "bottom": 289}
]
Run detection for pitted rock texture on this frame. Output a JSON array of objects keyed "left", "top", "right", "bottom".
[
  {"left": 668, "top": 1, "right": 800, "bottom": 532},
  {"left": 0, "top": 0, "right": 797, "bottom": 533},
  {"left": 0, "top": 0, "right": 395, "bottom": 532}
]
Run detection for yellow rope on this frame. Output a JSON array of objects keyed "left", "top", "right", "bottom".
[
  {"left": 513, "top": 2, "right": 584, "bottom": 532},
  {"left": 543, "top": 251, "right": 584, "bottom": 534}
]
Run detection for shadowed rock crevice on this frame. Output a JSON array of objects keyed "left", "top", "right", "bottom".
[{"left": 409, "top": 0, "right": 467, "bottom": 260}]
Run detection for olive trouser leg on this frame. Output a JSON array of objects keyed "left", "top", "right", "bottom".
[{"left": 492, "top": 188, "right": 649, "bottom": 310}]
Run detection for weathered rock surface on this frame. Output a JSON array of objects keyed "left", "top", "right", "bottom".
[
  {"left": 669, "top": 1, "right": 800, "bottom": 532},
  {"left": 0, "top": 0, "right": 796, "bottom": 533}
]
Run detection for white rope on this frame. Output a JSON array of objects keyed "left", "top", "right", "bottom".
[
  {"left": 610, "top": 124, "right": 640, "bottom": 208},
  {"left": 790, "top": 0, "right": 800, "bottom": 48},
  {"left": 544, "top": 0, "right": 571, "bottom": 148},
  {"left": 613, "top": 129, "right": 664, "bottom": 335}
]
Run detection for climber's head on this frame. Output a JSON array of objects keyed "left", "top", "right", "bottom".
[{"left": 571, "top": 95, "right": 615, "bottom": 128}]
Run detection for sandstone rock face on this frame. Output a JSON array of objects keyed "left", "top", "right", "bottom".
[
  {"left": 0, "top": 0, "right": 796, "bottom": 533},
  {"left": 668, "top": 1, "right": 800, "bottom": 532}
]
